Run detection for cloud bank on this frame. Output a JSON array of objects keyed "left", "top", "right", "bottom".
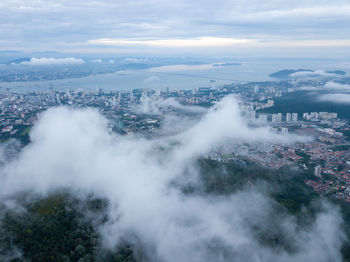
[
  {"left": 318, "top": 93, "right": 350, "bottom": 104},
  {"left": 89, "top": 37, "right": 256, "bottom": 47},
  {"left": 0, "top": 97, "right": 344, "bottom": 262},
  {"left": 1, "top": 0, "right": 350, "bottom": 56},
  {"left": 290, "top": 70, "right": 340, "bottom": 78},
  {"left": 324, "top": 82, "right": 350, "bottom": 91},
  {"left": 19, "top": 57, "right": 84, "bottom": 66},
  {"left": 298, "top": 81, "right": 350, "bottom": 92}
]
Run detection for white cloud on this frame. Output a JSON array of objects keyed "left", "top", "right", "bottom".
[
  {"left": 134, "top": 97, "right": 207, "bottom": 116},
  {"left": 90, "top": 58, "right": 102, "bottom": 63},
  {"left": 143, "top": 75, "right": 160, "bottom": 83},
  {"left": 0, "top": 97, "right": 342, "bottom": 262},
  {"left": 124, "top": 58, "right": 148, "bottom": 63},
  {"left": 149, "top": 64, "right": 214, "bottom": 71},
  {"left": 318, "top": 93, "right": 350, "bottom": 104},
  {"left": 298, "top": 82, "right": 350, "bottom": 92},
  {"left": 88, "top": 37, "right": 257, "bottom": 48},
  {"left": 1, "top": 0, "right": 350, "bottom": 56},
  {"left": 290, "top": 70, "right": 339, "bottom": 78},
  {"left": 20, "top": 57, "right": 84, "bottom": 66},
  {"left": 324, "top": 82, "right": 350, "bottom": 91}
]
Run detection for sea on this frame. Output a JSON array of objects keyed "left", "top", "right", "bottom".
[{"left": 0, "top": 59, "right": 349, "bottom": 93}]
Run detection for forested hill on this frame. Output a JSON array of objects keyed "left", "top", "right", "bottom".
[{"left": 0, "top": 159, "right": 349, "bottom": 261}]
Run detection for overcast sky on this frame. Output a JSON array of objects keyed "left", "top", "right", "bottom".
[{"left": 1, "top": 0, "right": 350, "bottom": 57}]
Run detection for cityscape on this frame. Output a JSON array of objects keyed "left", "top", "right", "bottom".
[
  {"left": 1, "top": 0, "right": 350, "bottom": 261},
  {"left": 2, "top": 77, "right": 350, "bottom": 203}
]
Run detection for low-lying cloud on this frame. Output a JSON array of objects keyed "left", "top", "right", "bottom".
[
  {"left": 19, "top": 57, "right": 85, "bottom": 66},
  {"left": 290, "top": 70, "right": 340, "bottom": 78},
  {"left": 90, "top": 58, "right": 103, "bottom": 63},
  {"left": 324, "top": 81, "right": 350, "bottom": 91},
  {"left": 88, "top": 37, "right": 256, "bottom": 48},
  {"left": 298, "top": 81, "right": 350, "bottom": 92},
  {"left": 0, "top": 96, "right": 344, "bottom": 262},
  {"left": 318, "top": 93, "right": 350, "bottom": 104},
  {"left": 144, "top": 75, "right": 160, "bottom": 83}
]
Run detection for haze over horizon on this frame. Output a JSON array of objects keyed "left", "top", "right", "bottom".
[{"left": 1, "top": 0, "right": 350, "bottom": 58}]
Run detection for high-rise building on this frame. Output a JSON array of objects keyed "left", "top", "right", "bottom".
[
  {"left": 268, "top": 126, "right": 278, "bottom": 134},
  {"left": 310, "top": 112, "right": 319, "bottom": 119},
  {"left": 254, "top": 85, "right": 259, "bottom": 93},
  {"left": 292, "top": 113, "right": 298, "bottom": 122},
  {"left": 210, "top": 80, "right": 216, "bottom": 89},
  {"left": 258, "top": 114, "right": 268, "bottom": 123},
  {"left": 272, "top": 114, "right": 277, "bottom": 122},
  {"left": 314, "top": 165, "right": 322, "bottom": 178},
  {"left": 286, "top": 113, "right": 291, "bottom": 122},
  {"left": 277, "top": 113, "right": 283, "bottom": 122},
  {"left": 280, "top": 127, "right": 289, "bottom": 135},
  {"left": 245, "top": 110, "right": 256, "bottom": 120}
]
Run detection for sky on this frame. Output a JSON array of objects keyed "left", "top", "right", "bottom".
[{"left": 1, "top": 0, "right": 350, "bottom": 57}]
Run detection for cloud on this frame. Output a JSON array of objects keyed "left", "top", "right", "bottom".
[
  {"left": 148, "top": 62, "right": 241, "bottom": 72},
  {"left": 318, "top": 93, "right": 350, "bottom": 104},
  {"left": 290, "top": 70, "right": 339, "bottom": 78},
  {"left": 143, "top": 76, "right": 160, "bottom": 83},
  {"left": 323, "top": 82, "right": 350, "bottom": 91},
  {"left": 19, "top": 57, "right": 84, "bottom": 66},
  {"left": 1, "top": 0, "right": 350, "bottom": 56},
  {"left": 89, "top": 38, "right": 350, "bottom": 49},
  {"left": 0, "top": 97, "right": 343, "bottom": 262},
  {"left": 297, "top": 82, "right": 350, "bottom": 92},
  {"left": 134, "top": 97, "right": 207, "bottom": 116},
  {"left": 124, "top": 58, "right": 148, "bottom": 63},
  {"left": 88, "top": 37, "right": 257, "bottom": 48},
  {"left": 175, "top": 96, "right": 308, "bottom": 161},
  {"left": 149, "top": 64, "right": 213, "bottom": 72},
  {"left": 90, "top": 58, "right": 102, "bottom": 63}
]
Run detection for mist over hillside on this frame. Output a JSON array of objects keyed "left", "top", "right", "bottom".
[
  {"left": 0, "top": 97, "right": 347, "bottom": 262},
  {"left": 1, "top": 0, "right": 350, "bottom": 261}
]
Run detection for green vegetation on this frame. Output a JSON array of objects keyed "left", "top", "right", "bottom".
[
  {"left": 341, "top": 130, "right": 350, "bottom": 141},
  {"left": 0, "top": 125, "right": 31, "bottom": 145},
  {"left": 0, "top": 193, "right": 137, "bottom": 262},
  {"left": 269, "top": 69, "right": 312, "bottom": 79},
  {"left": 196, "top": 159, "right": 350, "bottom": 261},
  {"left": 0, "top": 159, "right": 349, "bottom": 261},
  {"left": 331, "top": 145, "right": 350, "bottom": 151},
  {"left": 197, "top": 159, "right": 318, "bottom": 214}
]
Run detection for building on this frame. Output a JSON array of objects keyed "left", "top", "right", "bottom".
[
  {"left": 268, "top": 126, "right": 279, "bottom": 134},
  {"left": 280, "top": 127, "right": 289, "bottom": 135},
  {"left": 277, "top": 113, "right": 282, "bottom": 122},
  {"left": 271, "top": 113, "right": 282, "bottom": 122},
  {"left": 254, "top": 85, "right": 259, "bottom": 93},
  {"left": 292, "top": 113, "right": 298, "bottom": 122},
  {"left": 258, "top": 114, "right": 268, "bottom": 123},
  {"left": 272, "top": 114, "right": 277, "bottom": 122},
  {"left": 286, "top": 113, "right": 291, "bottom": 122},
  {"left": 310, "top": 112, "right": 319, "bottom": 119},
  {"left": 319, "top": 112, "right": 337, "bottom": 119},
  {"left": 210, "top": 80, "right": 216, "bottom": 89},
  {"left": 314, "top": 165, "right": 322, "bottom": 178}
]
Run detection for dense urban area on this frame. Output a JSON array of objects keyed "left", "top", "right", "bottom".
[{"left": 1, "top": 77, "right": 350, "bottom": 204}]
